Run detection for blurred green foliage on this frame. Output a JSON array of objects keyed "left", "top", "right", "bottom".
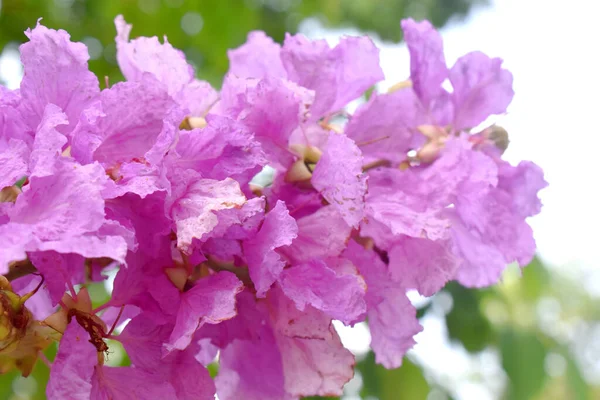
[
  {"left": 302, "top": 258, "right": 598, "bottom": 400},
  {"left": 357, "top": 354, "right": 430, "bottom": 400},
  {"left": 0, "top": 0, "right": 486, "bottom": 86}
]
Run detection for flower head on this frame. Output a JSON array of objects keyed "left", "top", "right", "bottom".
[{"left": 0, "top": 15, "right": 546, "bottom": 399}]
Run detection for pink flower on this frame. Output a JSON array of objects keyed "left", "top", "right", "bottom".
[{"left": 0, "top": 15, "right": 545, "bottom": 399}]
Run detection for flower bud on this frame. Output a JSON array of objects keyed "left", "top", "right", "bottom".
[
  {"left": 387, "top": 79, "right": 413, "bottom": 93},
  {"left": 180, "top": 116, "right": 207, "bottom": 130},
  {"left": 0, "top": 185, "right": 21, "bottom": 203},
  {"left": 482, "top": 125, "right": 510, "bottom": 152},
  {"left": 286, "top": 144, "right": 323, "bottom": 184}
]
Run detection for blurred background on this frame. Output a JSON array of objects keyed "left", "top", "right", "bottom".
[{"left": 1, "top": 0, "right": 598, "bottom": 399}]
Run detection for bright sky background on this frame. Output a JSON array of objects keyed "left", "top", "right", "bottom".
[{"left": 1, "top": 1, "right": 598, "bottom": 398}]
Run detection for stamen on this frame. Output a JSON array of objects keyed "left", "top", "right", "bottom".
[
  {"left": 92, "top": 302, "right": 111, "bottom": 314},
  {"left": 105, "top": 305, "right": 125, "bottom": 337},
  {"left": 355, "top": 136, "right": 390, "bottom": 147},
  {"left": 66, "top": 280, "right": 77, "bottom": 299}
]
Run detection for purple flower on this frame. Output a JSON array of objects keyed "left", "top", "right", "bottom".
[
  {"left": 115, "top": 15, "right": 218, "bottom": 116},
  {"left": 0, "top": 15, "right": 546, "bottom": 399},
  {"left": 228, "top": 30, "right": 384, "bottom": 120}
]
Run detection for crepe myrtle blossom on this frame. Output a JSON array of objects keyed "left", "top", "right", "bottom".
[{"left": 0, "top": 14, "right": 546, "bottom": 399}]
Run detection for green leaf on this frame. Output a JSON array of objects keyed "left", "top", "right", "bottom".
[
  {"left": 87, "top": 280, "right": 111, "bottom": 310},
  {"left": 14, "top": 176, "right": 27, "bottom": 189},
  {"left": 0, "top": 0, "right": 486, "bottom": 87},
  {"left": 0, "top": 342, "right": 57, "bottom": 400},
  {"left": 500, "top": 330, "right": 547, "bottom": 400},
  {"left": 357, "top": 352, "right": 429, "bottom": 400},
  {"left": 444, "top": 282, "right": 495, "bottom": 352},
  {"left": 564, "top": 351, "right": 589, "bottom": 400},
  {"left": 520, "top": 257, "right": 551, "bottom": 301},
  {"left": 207, "top": 361, "right": 219, "bottom": 379},
  {"left": 416, "top": 299, "right": 433, "bottom": 319}
]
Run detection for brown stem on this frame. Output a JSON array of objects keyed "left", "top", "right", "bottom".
[
  {"left": 5, "top": 259, "right": 37, "bottom": 282},
  {"left": 362, "top": 159, "right": 392, "bottom": 172}
]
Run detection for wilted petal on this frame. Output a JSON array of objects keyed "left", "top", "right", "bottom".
[{"left": 243, "top": 201, "right": 298, "bottom": 297}]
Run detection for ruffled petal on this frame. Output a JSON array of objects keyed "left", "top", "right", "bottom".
[
  {"left": 167, "top": 271, "right": 243, "bottom": 352},
  {"left": 401, "top": 18, "right": 448, "bottom": 107},
  {"left": 450, "top": 51, "right": 514, "bottom": 130},
  {"left": 311, "top": 132, "right": 367, "bottom": 228},
  {"left": 243, "top": 201, "right": 298, "bottom": 297}
]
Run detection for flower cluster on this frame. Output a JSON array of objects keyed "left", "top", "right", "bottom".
[{"left": 0, "top": 15, "right": 546, "bottom": 399}]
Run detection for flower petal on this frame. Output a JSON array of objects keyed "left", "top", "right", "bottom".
[
  {"left": 279, "top": 259, "right": 367, "bottom": 325},
  {"left": 243, "top": 201, "right": 298, "bottom": 297},
  {"left": 401, "top": 18, "right": 448, "bottom": 107},
  {"left": 167, "top": 271, "right": 243, "bottom": 352},
  {"left": 311, "top": 132, "right": 367, "bottom": 228},
  {"left": 19, "top": 22, "right": 99, "bottom": 135},
  {"left": 227, "top": 31, "right": 286, "bottom": 79},
  {"left": 450, "top": 51, "right": 514, "bottom": 130}
]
